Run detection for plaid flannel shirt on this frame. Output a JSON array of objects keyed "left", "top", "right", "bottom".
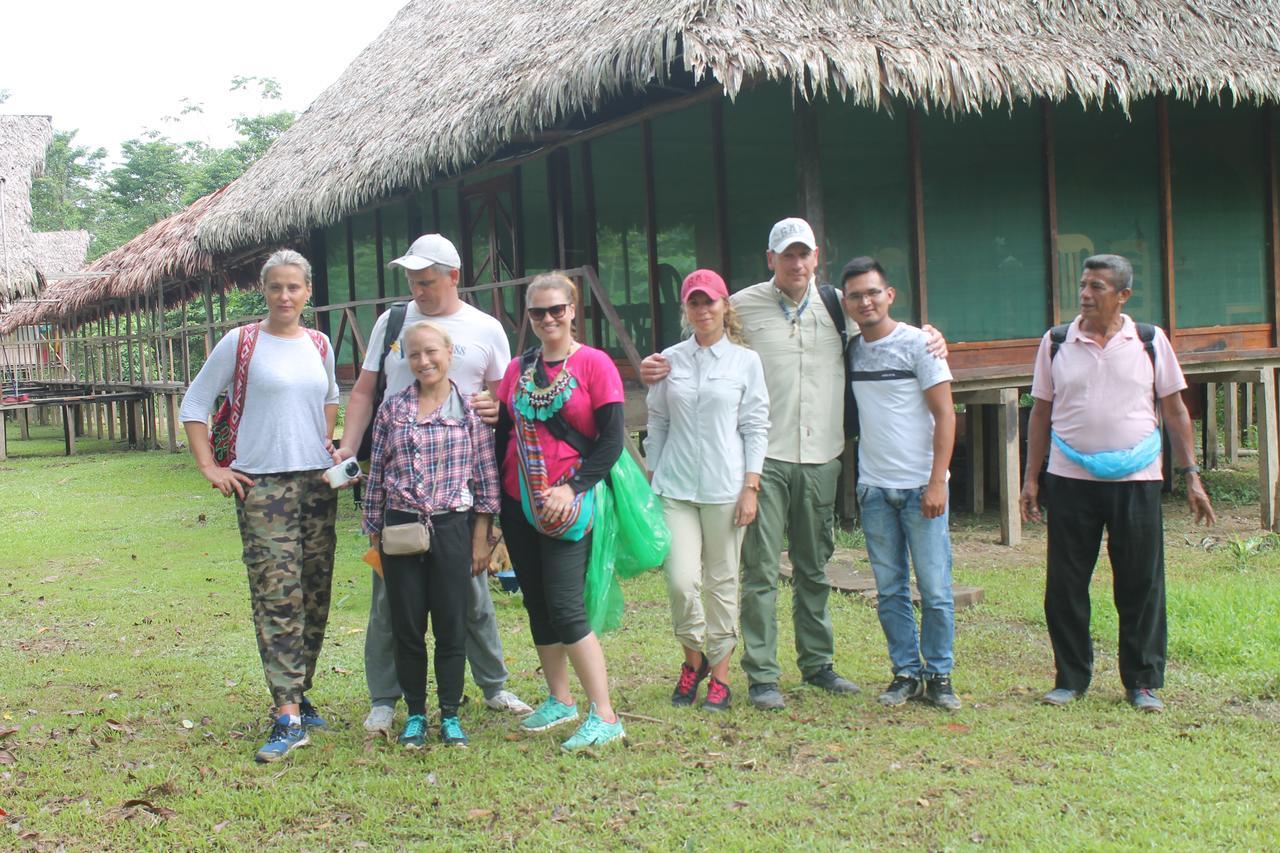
[{"left": 362, "top": 382, "right": 500, "bottom": 534}]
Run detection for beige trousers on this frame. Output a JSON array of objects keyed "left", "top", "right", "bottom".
[{"left": 662, "top": 496, "right": 744, "bottom": 666}]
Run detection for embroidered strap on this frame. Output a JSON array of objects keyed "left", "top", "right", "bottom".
[{"left": 225, "top": 323, "right": 261, "bottom": 439}]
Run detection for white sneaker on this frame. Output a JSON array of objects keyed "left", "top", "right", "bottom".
[
  {"left": 483, "top": 689, "right": 533, "bottom": 716},
  {"left": 363, "top": 705, "right": 395, "bottom": 735}
]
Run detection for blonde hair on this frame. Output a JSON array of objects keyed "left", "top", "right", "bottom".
[
  {"left": 680, "top": 297, "right": 745, "bottom": 345},
  {"left": 403, "top": 320, "right": 453, "bottom": 352},
  {"left": 527, "top": 271, "right": 578, "bottom": 303}
]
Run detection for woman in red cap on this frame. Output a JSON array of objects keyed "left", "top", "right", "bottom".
[{"left": 644, "top": 269, "right": 770, "bottom": 711}]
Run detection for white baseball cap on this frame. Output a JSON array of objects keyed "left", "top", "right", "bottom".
[
  {"left": 767, "top": 218, "right": 818, "bottom": 254},
  {"left": 389, "top": 234, "right": 462, "bottom": 270}
]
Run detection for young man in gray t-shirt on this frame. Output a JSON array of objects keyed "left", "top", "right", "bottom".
[{"left": 843, "top": 256, "right": 960, "bottom": 711}]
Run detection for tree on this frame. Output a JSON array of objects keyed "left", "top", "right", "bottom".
[{"left": 29, "top": 130, "right": 108, "bottom": 233}]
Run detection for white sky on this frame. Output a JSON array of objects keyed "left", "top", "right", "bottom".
[{"left": 1, "top": 0, "right": 409, "bottom": 162}]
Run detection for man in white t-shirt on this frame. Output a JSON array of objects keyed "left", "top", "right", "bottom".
[
  {"left": 843, "top": 256, "right": 960, "bottom": 711},
  {"left": 335, "top": 234, "right": 532, "bottom": 734}
]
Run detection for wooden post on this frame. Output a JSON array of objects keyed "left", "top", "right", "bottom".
[
  {"left": 794, "top": 100, "right": 825, "bottom": 252},
  {"left": 907, "top": 109, "right": 928, "bottom": 324},
  {"left": 1204, "top": 382, "right": 1219, "bottom": 469},
  {"left": 1245, "top": 382, "right": 1255, "bottom": 444},
  {"left": 997, "top": 388, "right": 1021, "bottom": 546},
  {"left": 62, "top": 405, "right": 76, "bottom": 456},
  {"left": 1157, "top": 95, "right": 1177, "bottom": 341},
  {"left": 202, "top": 276, "right": 216, "bottom": 352},
  {"left": 165, "top": 393, "right": 178, "bottom": 453},
  {"left": 0, "top": 413, "right": 7, "bottom": 460},
  {"left": 19, "top": 409, "right": 30, "bottom": 440},
  {"left": 968, "top": 406, "right": 986, "bottom": 514},
  {"left": 1258, "top": 368, "right": 1278, "bottom": 530},
  {"left": 1224, "top": 382, "right": 1239, "bottom": 463},
  {"left": 1042, "top": 98, "right": 1061, "bottom": 327}
]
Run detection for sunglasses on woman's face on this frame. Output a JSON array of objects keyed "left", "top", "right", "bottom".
[{"left": 527, "top": 303, "right": 571, "bottom": 321}]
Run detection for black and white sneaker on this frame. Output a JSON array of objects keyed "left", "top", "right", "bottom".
[
  {"left": 923, "top": 675, "right": 962, "bottom": 711},
  {"left": 877, "top": 674, "right": 923, "bottom": 707}
]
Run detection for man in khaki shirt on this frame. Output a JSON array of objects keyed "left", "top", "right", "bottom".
[{"left": 644, "top": 218, "right": 945, "bottom": 710}]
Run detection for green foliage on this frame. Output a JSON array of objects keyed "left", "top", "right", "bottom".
[{"left": 29, "top": 77, "right": 296, "bottom": 261}]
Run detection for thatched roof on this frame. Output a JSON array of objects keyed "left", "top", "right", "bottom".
[
  {"left": 30, "top": 230, "right": 90, "bottom": 280},
  {"left": 0, "top": 115, "right": 54, "bottom": 304},
  {"left": 197, "top": 0, "right": 1280, "bottom": 253}
]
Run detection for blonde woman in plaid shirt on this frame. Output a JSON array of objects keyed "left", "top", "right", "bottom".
[{"left": 363, "top": 321, "right": 500, "bottom": 749}]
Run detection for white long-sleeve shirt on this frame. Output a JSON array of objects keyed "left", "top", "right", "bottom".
[
  {"left": 180, "top": 326, "right": 339, "bottom": 474},
  {"left": 644, "top": 334, "right": 770, "bottom": 504}
]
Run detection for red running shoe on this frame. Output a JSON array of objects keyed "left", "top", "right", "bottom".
[
  {"left": 671, "top": 656, "right": 709, "bottom": 706},
  {"left": 702, "top": 676, "right": 731, "bottom": 712}
]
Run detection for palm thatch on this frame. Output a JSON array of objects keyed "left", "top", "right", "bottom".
[
  {"left": 0, "top": 115, "right": 54, "bottom": 304},
  {"left": 30, "top": 230, "right": 90, "bottom": 280},
  {"left": 197, "top": 0, "right": 1280, "bottom": 253}
]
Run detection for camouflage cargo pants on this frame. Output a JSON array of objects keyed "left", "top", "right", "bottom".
[{"left": 235, "top": 470, "right": 338, "bottom": 708}]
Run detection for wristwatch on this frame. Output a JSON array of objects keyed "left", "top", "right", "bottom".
[{"left": 1177, "top": 464, "right": 1201, "bottom": 477}]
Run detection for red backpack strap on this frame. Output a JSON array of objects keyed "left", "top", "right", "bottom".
[
  {"left": 227, "top": 323, "right": 261, "bottom": 434},
  {"left": 304, "top": 328, "right": 329, "bottom": 360}
]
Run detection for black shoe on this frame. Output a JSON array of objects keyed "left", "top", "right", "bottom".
[
  {"left": 803, "top": 665, "right": 860, "bottom": 695},
  {"left": 747, "top": 682, "right": 785, "bottom": 710},
  {"left": 671, "top": 655, "right": 709, "bottom": 707},
  {"left": 877, "top": 674, "right": 923, "bottom": 707},
  {"left": 923, "top": 675, "right": 961, "bottom": 711}
]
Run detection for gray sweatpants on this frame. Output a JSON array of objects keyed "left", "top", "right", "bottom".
[{"left": 365, "top": 568, "right": 510, "bottom": 707}]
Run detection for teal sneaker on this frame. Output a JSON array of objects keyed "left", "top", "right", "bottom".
[
  {"left": 299, "top": 698, "right": 328, "bottom": 730},
  {"left": 560, "top": 704, "right": 625, "bottom": 753},
  {"left": 520, "top": 696, "right": 579, "bottom": 733},
  {"left": 439, "top": 715, "right": 469, "bottom": 747},
  {"left": 398, "top": 714, "right": 428, "bottom": 750},
  {"left": 254, "top": 716, "right": 309, "bottom": 763}
]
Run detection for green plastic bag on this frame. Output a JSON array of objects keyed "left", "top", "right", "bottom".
[
  {"left": 610, "top": 451, "right": 670, "bottom": 579},
  {"left": 583, "top": 482, "right": 625, "bottom": 635}
]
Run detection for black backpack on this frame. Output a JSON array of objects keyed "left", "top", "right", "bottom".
[
  {"left": 1049, "top": 321, "right": 1157, "bottom": 401},
  {"left": 817, "top": 284, "right": 860, "bottom": 441},
  {"left": 357, "top": 302, "right": 409, "bottom": 462}
]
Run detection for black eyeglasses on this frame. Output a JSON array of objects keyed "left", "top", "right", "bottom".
[{"left": 527, "top": 303, "right": 571, "bottom": 321}]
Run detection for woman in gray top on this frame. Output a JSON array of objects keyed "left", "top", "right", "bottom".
[
  {"left": 645, "top": 269, "right": 770, "bottom": 711},
  {"left": 180, "top": 249, "right": 339, "bottom": 764}
]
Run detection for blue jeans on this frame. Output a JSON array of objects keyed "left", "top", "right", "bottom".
[{"left": 856, "top": 484, "right": 955, "bottom": 677}]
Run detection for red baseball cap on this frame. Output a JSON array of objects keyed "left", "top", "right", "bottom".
[{"left": 680, "top": 269, "right": 729, "bottom": 302}]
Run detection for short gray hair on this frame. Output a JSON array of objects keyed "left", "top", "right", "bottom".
[
  {"left": 1083, "top": 254, "right": 1133, "bottom": 291},
  {"left": 260, "top": 249, "right": 313, "bottom": 286}
]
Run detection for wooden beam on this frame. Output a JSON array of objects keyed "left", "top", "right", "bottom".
[
  {"left": 907, "top": 108, "right": 928, "bottom": 324},
  {"left": 1042, "top": 99, "right": 1061, "bottom": 327},
  {"left": 996, "top": 388, "right": 1021, "bottom": 546},
  {"left": 642, "top": 120, "right": 660, "bottom": 352},
  {"left": 374, "top": 207, "right": 386, "bottom": 311},
  {"left": 165, "top": 393, "right": 179, "bottom": 453},
  {"left": 1157, "top": 95, "right": 1177, "bottom": 339},
  {"left": 711, "top": 97, "right": 731, "bottom": 282},
  {"left": 1204, "top": 382, "right": 1219, "bottom": 469},
  {"left": 512, "top": 164, "right": 526, "bottom": 278},
  {"left": 580, "top": 143, "right": 603, "bottom": 347},
  {"left": 1267, "top": 103, "right": 1280, "bottom": 347},
  {"left": 1224, "top": 381, "right": 1240, "bottom": 464},
  {"left": 968, "top": 406, "right": 986, "bottom": 514},
  {"left": 1257, "top": 367, "right": 1278, "bottom": 529},
  {"left": 345, "top": 217, "right": 358, "bottom": 372},
  {"left": 794, "top": 100, "right": 825, "bottom": 251}
]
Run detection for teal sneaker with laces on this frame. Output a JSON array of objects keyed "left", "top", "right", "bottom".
[
  {"left": 520, "top": 696, "right": 579, "bottom": 732},
  {"left": 439, "top": 715, "right": 469, "bottom": 747},
  {"left": 560, "top": 703, "right": 625, "bottom": 753},
  {"left": 254, "top": 715, "right": 309, "bottom": 763},
  {"left": 398, "top": 714, "right": 428, "bottom": 750},
  {"left": 298, "top": 698, "right": 328, "bottom": 730}
]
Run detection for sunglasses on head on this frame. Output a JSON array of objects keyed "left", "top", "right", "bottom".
[{"left": 527, "top": 303, "right": 571, "bottom": 321}]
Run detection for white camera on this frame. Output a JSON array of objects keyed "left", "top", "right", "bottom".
[{"left": 324, "top": 458, "right": 362, "bottom": 489}]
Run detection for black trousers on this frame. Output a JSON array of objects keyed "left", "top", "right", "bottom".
[
  {"left": 500, "top": 493, "right": 594, "bottom": 647},
  {"left": 380, "top": 510, "right": 472, "bottom": 717},
  {"left": 1045, "top": 474, "right": 1167, "bottom": 691}
]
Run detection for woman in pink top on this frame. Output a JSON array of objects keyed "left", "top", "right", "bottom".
[{"left": 494, "top": 273, "right": 627, "bottom": 752}]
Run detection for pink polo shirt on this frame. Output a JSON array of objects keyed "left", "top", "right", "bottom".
[{"left": 1030, "top": 315, "right": 1186, "bottom": 482}]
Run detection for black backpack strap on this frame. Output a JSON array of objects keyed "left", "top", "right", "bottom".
[
  {"left": 817, "top": 284, "right": 849, "bottom": 351},
  {"left": 356, "top": 302, "right": 409, "bottom": 463},
  {"left": 1048, "top": 323, "right": 1071, "bottom": 361}
]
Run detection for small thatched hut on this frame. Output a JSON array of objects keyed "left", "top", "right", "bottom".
[{"left": 0, "top": 115, "right": 55, "bottom": 305}]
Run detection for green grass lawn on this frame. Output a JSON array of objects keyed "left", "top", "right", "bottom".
[{"left": 2, "top": 421, "right": 1279, "bottom": 849}]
